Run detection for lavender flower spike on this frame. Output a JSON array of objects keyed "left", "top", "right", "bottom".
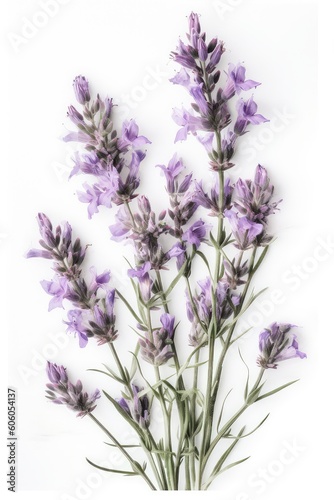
[
  {"left": 225, "top": 209, "right": 263, "bottom": 250},
  {"left": 139, "top": 313, "right": 175, "bottom": 366},
  {"left": 45, "top": 362, "right": 100, "bottom": 417},
  {"left": 257, "top": 323, "right": 306, "bottom": 369},
  {"left": 116, "top": 384, "right": 150, "bottom": 429}
]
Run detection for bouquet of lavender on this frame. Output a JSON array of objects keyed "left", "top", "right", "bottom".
[{"left": 27, "top": 12, "right": 306, "bottom": 491}]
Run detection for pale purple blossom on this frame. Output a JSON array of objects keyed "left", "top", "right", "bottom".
[
  {"left": 89, "top": 267, "right": 111, "bottom": 294},
  {"left": 182, "top": 220, "right": 210, "bottom": 249},
  {"left": 64, "top": 309, "right": 89, "bottom": 348},
  {"left": 157, "top": 154, "right": 185, "bottom": 194},
  {"left": 168, "top": 242, "right": 187, "bottom": 270},
  {"left": 117, "top": 120, "right": 151, "bottom": 152},
  {"left": 128, "top": 262, "right": 153, "bottom": 302},
  {"left": 225, "top": 210, "right": 263, "bottom": 250},
  {"left": 40, "top": 276, "right": 69, "bottom": 311},
  {"left": 234, "top": 96, "right": 269, "bottom": 135},
  {"left": 223, "top": 63, "right": 261, "bottom": 100},
  {"left": 257, "top": 323, "right": 306, "bottom": 369}
]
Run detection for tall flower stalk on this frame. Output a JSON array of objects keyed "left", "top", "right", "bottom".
[{"left": 27, "top": 13, "right": 306, "bottom": 491}]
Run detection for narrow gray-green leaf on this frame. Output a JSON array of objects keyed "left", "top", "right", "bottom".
[{"left": 256, "top": 379, "right": 299, "bottom": 401}]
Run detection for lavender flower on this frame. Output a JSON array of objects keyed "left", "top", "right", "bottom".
[
  {"left": 182, "top": 220, "right": 210, "bottom": 249},
  {"left": 40, "top": 276, "right": 69, "bottom": 311},
  {"left": 89, "top": 267, "right": 111, "bottom": 294},
  {"left": 132, "top": 385, "right": 150, "bottom": 429},
  {"left": 65, "top": 78, "right": 150, "bottom": 215},
  {"left": 225, "top": 209, "right": 263, "bottom": 250},
  {"left": 46, "top": 362, "right": 100, "bottom": 417},
  {"left": 128, "top": 262, "right": 153, "bottom": 302},
  {"left": 139, "top": 313, "right": 175, "bottom": 366},
  {"left": 233, "top": 165, "right": 281, "bottom": 246},
  {"left": 187, "top": 277, "right": 239, "bottom": 345},
  {"left": 116, "top": 385, "right": 150, "bottom": 429},
  {"left": 88, "top": 290, "right": 118, "bottom": 345},
  {"left": 234, "top": 96, "right": 268, "bottom": 136},
  {"left": 234, "top": 165, "right": 281, "bottom": 224},
  {"left": 257, "top": 323, "right": 306, "bottom": 369},
  {"left": 223, "top": 63, "right": 261, "bottom": 100},
  {"left": 156, "top": 154, "right": 185, "bottom": 194},
  {"left": 64, "top": 310, "right": 89, "bottom": 348},
  {"left": 223, "top": 258, "right": 249, "bottom": 289},
  {"left": 194, "top": 177, "right": 233, "bottom": 216},
  {"left": 168, "top": 242, "right": 187, "bottom": 270},
  {"left": 117, "top": 120, "right": 151, "bottom": 152}
]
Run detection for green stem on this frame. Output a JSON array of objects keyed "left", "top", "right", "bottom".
[
  {"left": 88, "top": 413, "right": 157, "bottom": 490},
  {"left": 108, "top": 342, "right": 168, "bottom": 489},
  {"left": 190, "top": 348, "right": 200, "bottom": 488},
  {"left": 198, "top": 136, "right": 225, "bottom": 486},
  {"left": 202, "top": 368, "right": 265, "bottom": 473}
]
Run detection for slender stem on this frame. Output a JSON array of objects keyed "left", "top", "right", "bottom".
[
  {"left": 202, "top": 368, "right": 265, "bottom": 471},
  {"left": 124, "top": 199, "right": 137, "bottom": 229},
  {"left": 198, "top": 135, "right": 225, "bottom": 486},
  {"left": 190, "top": 348, "right": 200, "bottom": 488},
  {"left": 88, "top": 413, "right": 157, "bottom": 490},
  {"left": 108, "top": 341, "right": 167, "bottom": 489},
  {"left": 156, "top": 268, "right": 193, "bottom": 489},
  {"left": 147, "top": 431, "right": 169, "bottom": 490}
]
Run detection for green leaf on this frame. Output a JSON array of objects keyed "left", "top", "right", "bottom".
[
  {"left": 104, "top": 442, "right": 140, "bottom": 449},
  {"left": 163, "top": 259, "right": 189, "bottom": 297},
  {"left": 87, "top": 367, "right": 123, "bottom": 384},
  {"left": 86, "top": 458, "right": 138, "bottom": 476},
  {"left": 116, "top": 288, "right": 143, "bottom": 324},
  {"left": 256, "top": 379, "right": 299, "bottom": 401},
  {"left": 129, "top": 353, "right": 161, "bottom": 398},
  {"left": 129, "top": 343, "right": 140, "bottom": 380},
  {"left": 216, "top": 388, "right": 233, "bottom": 433},
  {"left": 238, "top": 349, "right": 250, "bottom": 401},
  {"left": 225, "top": 413, "right": 270, "bottom": 439},
  {"left": 252, "top": 245, "right": 269, "bottom": 274},
  {"left": 203, "top": 427, "right": 247, "bottom": 489},
  {"left": 196, "top": 250, "right": 213, "bottom": 278},
  {"left": 246, "top": 382, "right": 266, "bottom": 404}
]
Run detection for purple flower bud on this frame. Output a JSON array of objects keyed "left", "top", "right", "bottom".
[
  {"left": 73, "top": 75, "right": 91, "bottom": 105},
  {"left": 189, "top": 12, "right": 201, "bottom": 35},
  {"left": 132, "top": 385, "right": 150, "bottom": 429},
  {"left": 116, "top": 397, "right": 131, "bottom": 415},
  {"left": 207, "top": 43, "right": 225, "bottom": 73},
  {"left": 67, "top": 105, "right": 85, "bottom": 125},
  {"left": 197, "top": 38, "right": 208, "bottom": 61},
  {"left": 47, "top": 361, "right": 68, "bottom": 384},
  {"left": 46, "top": 362, "right": 100, "bottom": 417}
]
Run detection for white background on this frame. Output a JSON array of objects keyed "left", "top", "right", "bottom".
[{"left": 1, "top": 0, "right": 331, "bottom": 499}]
